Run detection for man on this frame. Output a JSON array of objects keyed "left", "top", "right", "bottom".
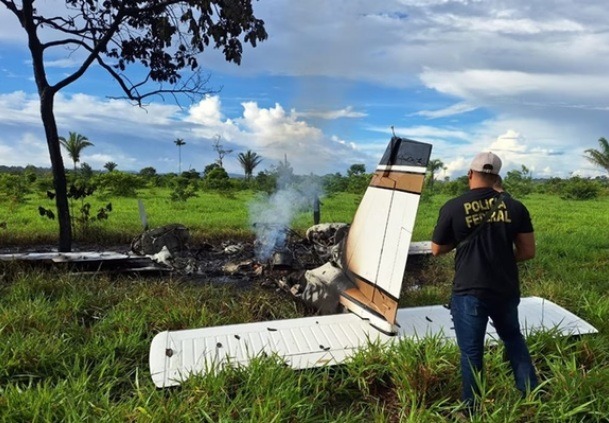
[
  {"left": 493, "top": 175, "right": 505, "bottom": 193},
  {"left": 431, "top": 152, "right": 538, "bottom": 410}
]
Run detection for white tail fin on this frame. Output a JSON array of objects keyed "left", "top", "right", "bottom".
[{"left": 339, "top": 137, "right": 432, "bottom": 333}]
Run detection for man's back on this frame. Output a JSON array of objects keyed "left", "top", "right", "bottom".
[{"left": 432, "top": 186, "right": 534, "bottom": 301}]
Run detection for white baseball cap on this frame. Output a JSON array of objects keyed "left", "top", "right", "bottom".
[{"left": 470, "top": 152, "right": 502, "bottom": 175}]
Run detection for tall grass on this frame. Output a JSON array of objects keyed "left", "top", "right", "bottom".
[
  {"left": 1, "top": 192, "right": 609, "bottom": 421},
  {"left": 0, "top": 190, "right": 363, "bottom": 246}
]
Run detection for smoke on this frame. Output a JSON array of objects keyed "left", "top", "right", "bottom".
[{"left": 249, "top": 173, "right": 323, "bottom": 261}]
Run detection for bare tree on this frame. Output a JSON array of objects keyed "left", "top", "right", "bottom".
[
  {"left": 212, "top": 134, "right": 233, "bottom": 168},
  {"left": 1, "top": 0, "right": 267, "bottom": 251}
]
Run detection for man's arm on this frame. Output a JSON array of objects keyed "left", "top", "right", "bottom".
[
  {"left": 431, "top": 242, "right": 455, "bottom": 256},
  {"left": 514, "top": 232, "right": 535, "bottom": 262}
]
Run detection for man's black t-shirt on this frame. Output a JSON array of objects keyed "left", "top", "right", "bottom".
[{"left": 432, "top": 187, "right": 534, "bottom": 301}]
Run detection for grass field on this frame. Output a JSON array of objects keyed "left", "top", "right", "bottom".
[
  {"left": 0, "top": 189, "right": 364, "bottom": 246},
  {"left": 1, "top": 191, "right": 609, "bottom": 421}
]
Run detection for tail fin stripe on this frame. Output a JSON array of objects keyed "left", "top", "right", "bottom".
[
  {"left": 370, "top": 172, "right": 426, "bottom": 194},
  {"left": 346, "top": 269, "right": 400, "bottom": 303}
]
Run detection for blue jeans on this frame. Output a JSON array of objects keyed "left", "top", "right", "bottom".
[{"left": 450, "top": 294, "right": 538, "bottom": 406}]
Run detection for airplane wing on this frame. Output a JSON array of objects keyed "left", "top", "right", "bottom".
[{"left": 150, "top": 296, "right": 597, "bottom": 388}]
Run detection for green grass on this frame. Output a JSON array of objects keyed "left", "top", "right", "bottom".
[
  {"left": 0, "top": 189, "right": 363, "bottom": 245},
  {"left": 1, "top": 191, "right": 609, "bottom": 421}
]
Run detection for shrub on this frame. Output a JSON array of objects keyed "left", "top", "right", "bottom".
[
  {"left": 560, "top": 176, "right": 600, "bottom": 200},
  {"left": 440, "top": 176, "right": 469, "bottom": 196},
  {"left": 95, "top": 172, "right": 144, "bottom": 197},
  {"left": 322, "top": 173, "right": 348, "bottom": 194},
  {"left": 504, "top": 165, "right": 533, "bottom": 198},
  {"left": 346, "top": 173, "right": 371, "bottom": 195},
  {"left": 538, "top": 177, "right": 564, "bottom": 195},
  {"left": 202, "top": 167, "right": 232, "bottom": 191},
  {"left": 0, "top": 173, "right": 31, "bottom": 204},
  {"left": 169, "top": 176, "right": 198, "bottom": 202},
  {"left": 254, "top": 171, "right": 277, "bottom": 194}
]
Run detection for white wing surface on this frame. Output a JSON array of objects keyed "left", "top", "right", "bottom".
[{"left": 150, "top": 296, "right": 597, "bottom": 387}]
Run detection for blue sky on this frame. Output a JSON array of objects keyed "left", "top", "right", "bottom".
[{"left": 1, "top": 0, "right": 608, "bottom": 178}]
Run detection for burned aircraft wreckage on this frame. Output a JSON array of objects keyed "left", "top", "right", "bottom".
[{"left": 0, "top": 220, "right": 431, "bottom": 316}]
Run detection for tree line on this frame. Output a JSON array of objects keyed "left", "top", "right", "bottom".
[{"left": 424, "top": 137, "right": 609, "bottom": 201}]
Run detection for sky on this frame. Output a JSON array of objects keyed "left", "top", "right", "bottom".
[{"left": 1, "top": 0, "right": 608, "bottom": 179}]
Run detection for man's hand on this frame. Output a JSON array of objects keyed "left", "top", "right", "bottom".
[
  {"left": 514, "top": 232, "right": 535, "bottom": 262},
  {"left": 431, "top": 242, "right": 455, "bottom": 256}
]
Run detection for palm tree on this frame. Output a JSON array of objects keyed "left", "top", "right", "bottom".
[
  {"left": 174, "top": 138, "right": 186, "bottom": 173},
  {"left": 583, "top": 137, "right": 609, "bottom": 175},
  {"left": 104, "top": 161, "right": 118, "bottom": 172},
  {"left": 59, "top": 132, "right": 94, "bottom": 171},
  {"left": 237, "top": 150, "right": 263, "bottom": 179},
  {"left": 426, "top": 158, "right": 445, "bottom": 190}
]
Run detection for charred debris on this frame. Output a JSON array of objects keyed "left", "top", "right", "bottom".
[{"left": 0, "top": 223, "right": 431, "bottom": 314}]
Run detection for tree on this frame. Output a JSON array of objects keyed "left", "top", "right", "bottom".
[
  {"left": 174, "top": 138, "right": 186, "bottom": 173},
  {"left": 426, "top": 158, "right": 445, "bottom": 190},
  {"left": 2, "top": 1, "right": 267, "bottom": 252},
  {"left": 59, "top": 132, "right": 94, "bottom": 171},
  {"left": 139, "top": 167, "right": 157, "bottom": 179},
  {"left": 104, "top": 161, "right": 118, "bottom": 172},
  {"left": 80, "top": 162, "right": 93, "bottom": 180},
  {"left": 504, "top": 165, "right": 533, "bottom": 198},
  {"left": 346, "top": 164, "right": 369, "bottom": 194},
  {"left": 583, "top": 137, "right": 609, "bottom": 175},
  {"left": 203, "top": 163, "right": 221, "bottom": 178},
  {"left": 212, "top": 134, "right": 233, "bottom": 168},
  {"left": 203, "top": 166, "right": 230, "bottom": 191},
  {"left": 237, "top": 150, "right": 263, "bottom": 179},
  {"left": 274, "top": 154, "right": 294, "bottom": 188},
  {"left": 347, "top": 164, "right": 366, "bottom": 177}
]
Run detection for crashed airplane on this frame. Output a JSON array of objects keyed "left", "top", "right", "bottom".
[{"left": 149, "top": 136, "right": 597, "bottom": 388}]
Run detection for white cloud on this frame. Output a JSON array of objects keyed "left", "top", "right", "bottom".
[
  {"left": 0, "top": 90, "right": 366, "bottom": 175},
  {"left": 296, "top": 106, "right": 367, "bottom": 120},
  {"left": 45, "top": 58, "right": 84, "bottom": 68},
  {"left": 420, "top": 69, "right": 609, "bottom": 103},
  {"left": 187, "top": 95, "right": 225, "bottom": 126},
  {"left": 490, "top": 130, "right": 528, "bottom": 153},
  {"left": 0, "top": 132, "right": 51, "bottom": 167},
  {"left": 236, "top": 102, "right": 363, "bottom": 173},
  {"left": 416, "top": 102, "right": 478, "bottom": 119},
  {"left": 431, "top": 13, "right": 583, "bottom": 35}
]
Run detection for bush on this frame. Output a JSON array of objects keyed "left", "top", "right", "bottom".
[
  {"left": 0, "top": 173, "right": 32, "bottom": 203},
  {"left": 504, "top": 165, "right": 533, "bottom": 198},
  {"left": 94, "top": 172, "right": 144, "bottom": 197},
  {"left": 346, "top": 173, "right": 371, "bottom": 195},
  {"left": 203, "top": 167, "right": 231, "bottom": 191},
  {"left": 538, "top": 177, "right": 564, "bottom": 195},
  {"left": 440, "top": 176, "right": 469, "bottom": 196},
  {"left": 560, "top": 176, "right": 600, "bottom": 200},
  {"left": 254, "top": 171, "right": 277, "bottom": 194},
  {"left": 323, "top": 173, "right": 348, "bottom": 194},
  {"left": 169, "top": 176, "right": 198, "bottom": 202}
]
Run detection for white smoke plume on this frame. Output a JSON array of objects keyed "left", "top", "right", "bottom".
[{"left": 249, "top": 174, "right": 323, "bottom": 261}]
